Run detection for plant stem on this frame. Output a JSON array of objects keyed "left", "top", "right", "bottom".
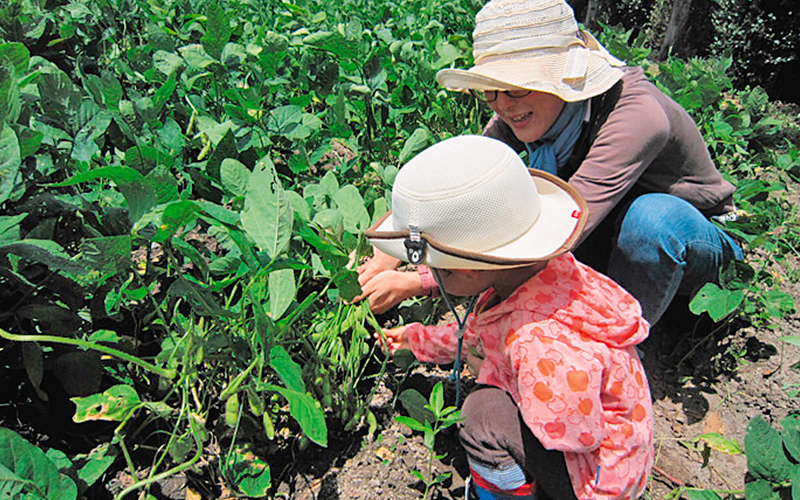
[{"left": 0, "top": 329, "right": 176, "bottom": 379}]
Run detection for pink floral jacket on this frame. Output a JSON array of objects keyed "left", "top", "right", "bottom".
[{"left": 405, "top": 253, "right": 654, "bottom": 500}]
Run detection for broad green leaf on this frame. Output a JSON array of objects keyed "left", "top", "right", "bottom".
[
  {"left": 87, "top": 330, "right": 121, "bottom": 344},
  {"left": 195, "top": 118, "right": 235, "bottom": 146},
  {"left": 16, "top": 126, "right": 43, "bottom": 158},
  {"left": 80, "top": 235, "right": 132, "bottom": 276},
  {"left": 333, "top": 185, "right": 370, "bottom": 234},
  {"left": 319, "top": 169, "right": 340, "bottom": 198},
  {"left": 52, "top": 166, "right": 158, "bottom": 224},
  {"left": 268, "top": 268, "right": 295, "bottom": 320},
  {"left": 431, "top": 40, "right": 461, "bottom": 70},
  {"left": 152, "top": 75, "right": 177, "bottom": 113},
  {"left": 202, "top": 2, "right": 232, "bottom": 60},
  {"left": 745, "top": 415, "right": 795, "bottom": 482},
  {"left": 71, "top": 385, "right": 141, "bottom": 423},
  {"left": 83, "top": 72, "right": 123, "bottom": 110},
  {"left": 719, "top": 259, "right": 755, "bottom": 290},
  {"left": 144, "top": 164, "right": 180, "bottom": 204},
  {"left": 782, "top": 414, "right": 800, "bottom": 462},
  {"left": 100, "top": 72, "right": 123, "bottom": 109},
  {"left": 220, "top": 158, "right": 250, "bottom": 197},
  {"left": 221, "top": 43, "right": 247, "bottom": 68},
  {"left": 333, "top": 270, "right": 361, "bottom": 302},
  {"left": 428, "top": 381, "right": 444, "bottom": 415},
  {"left": 398, "top": 127, "right": 430, "bottom": 163},
  {"left": 206, "top": 128, "right": 237, "bottom": 180},
  {"left": 197, "top": 200, "right": 240, "bottom": 226},
  {"left": 72, "top": 445, "right": 116, "bottom": 489},
  {"left": 372, "top": 197, "right": 389, "bottom": 224},
  {"left": 0, "top": 58, "right": 19, "bottom": 133},
  {"left": 285, "top": 190, "right": 311, "bottom": 221},
  {"left": 398, "top": 388, "right": 435, "bottom": 425},
  {"left": 179, "top": 44, "right": 217, "bottom": 70},
  {"left": 153, "top": 200, "right": 199, "bottom": 243},
  {"left": 0, "top": 42, "right": 30, "bottom": 74},
  {"left": 689, "top": 283, "right": 743, "bottom": 321},
  {"left": 71, "top": 111, "right": 113, "bottom": 163},
  {"left": 744, "top": 479, "right": 779, "bottom": 500},
  {"left": 269, "top": 345, "right": 305, "bottom": 393},
  {"left": 158, "top": 118, "right": 186, "bottom": 155},
  {"left": 303, "top": 31, "right": 358, "bottom": 59},
  {"left": 38, "top": 71, "right": 81, "bottom": 132},
  {"left": 0, "top": 213, "right": 24, "bottom": 245},
  {"left": 395, "top": 415, "right": 428, "bottom": 433},
  {"left": 272, "top": 387, "right": 327, "bottom": 447},
  {"left": 268, "top": 105, "right": 302, "bottom": 133},
  {"left": 761, "top": 289, "right": 795, "bottom": 318},
  {"left": 0, "top": 427, "right": 77, "bottom": 500},
  {"left": 153, "top": 50, "right": 185, "bottom": 76},
  {"left": 165, "top": 279, "right": 236, "bottom": 318},
  {"left": 241, "top": 168, "right": 293, "bottom": 259},
  {"left": 0, "top": 126, "right": 21, "bottom": 205},
  {"left": 312, "top": 208, "right": 343, "bottom": 233},
  {"left": 174, "top": 237, "right": 210, "bottom": 281},
  {"left": 22, "top": 343, "right": 46, "bottom": 401},
  {"left": 223, "top": 445, "right": 271, "bottom": 497},
  {"left": 0, "top": 240, "right": 87, "bottom": 276}
]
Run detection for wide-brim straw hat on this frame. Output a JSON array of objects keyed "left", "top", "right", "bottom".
[
  {"left": 365, "top": 135, "right": 588, "bottom": 270},
  {"left": 437, "top": 0, "right": 625, "bottom": 102}
]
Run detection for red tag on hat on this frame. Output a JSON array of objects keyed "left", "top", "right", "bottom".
[{"left": 571, "top": 210, "right": 581, "bottom": 219}]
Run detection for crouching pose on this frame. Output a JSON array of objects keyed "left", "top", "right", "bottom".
[{"left": 366, "top": 136, "right": 653, "bottom": 500}]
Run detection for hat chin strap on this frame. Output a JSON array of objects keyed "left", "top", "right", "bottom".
[{"left": 430, "top": 268, "right": 478, "bottom": 407}]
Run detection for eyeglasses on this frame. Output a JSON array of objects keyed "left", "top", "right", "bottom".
[{"left": 469, "top": 89, "right": 533, "bottom": 103}]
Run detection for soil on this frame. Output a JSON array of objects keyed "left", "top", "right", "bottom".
[{"left": 273, "top": 279, "right": 800, "bottom": 500}]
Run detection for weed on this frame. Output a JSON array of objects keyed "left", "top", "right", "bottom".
[{"left": 395, "top": 381, "right": 462, "bottom": 500}]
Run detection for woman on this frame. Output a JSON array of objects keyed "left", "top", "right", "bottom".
[{"left": 356, "top": 0, "right": 741, "bottom": 326}]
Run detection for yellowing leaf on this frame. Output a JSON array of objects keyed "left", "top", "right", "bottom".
[{"left": 71, "top": 385, "right": 141, "bottom": 423}]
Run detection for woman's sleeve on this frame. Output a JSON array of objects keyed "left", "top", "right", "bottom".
[
  {"left": 406, "top": 322, "right": 462, "bottom": 364},
  {"left": 510, "top": 330, "right": 606, "bottom": 453},
  {"left": 568, "top": 92, "right": 670, "bottom": 237}
]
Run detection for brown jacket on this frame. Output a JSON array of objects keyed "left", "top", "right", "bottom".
[{"left": 484, "top": 66, "right": 736, "bottom": 236}]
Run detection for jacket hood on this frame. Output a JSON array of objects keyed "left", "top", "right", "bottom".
[{"left": 474, "top": 253, "right": 649, "bottom": 349}]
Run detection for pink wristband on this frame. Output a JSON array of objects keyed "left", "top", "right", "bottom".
[{"left": 417, "top": 265, "right": 440, "bottom": 298}]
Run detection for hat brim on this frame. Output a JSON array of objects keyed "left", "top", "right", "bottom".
[
  {"left": 365, "top": 170, "right": 588, "bottom": 270},
  {"left": 437, "top": 33, "right": 624, "bottom": 102}
]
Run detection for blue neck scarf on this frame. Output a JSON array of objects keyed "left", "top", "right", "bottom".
[{"left": 525, "top": 100, "right": 588, "bottom": 176}]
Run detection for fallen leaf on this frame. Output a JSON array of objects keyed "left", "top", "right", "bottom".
[{"left": 703, "top": 411, "right": 724, "bottom": 435}]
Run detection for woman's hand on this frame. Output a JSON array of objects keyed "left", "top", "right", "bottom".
[
  {"left": 354, "top": 270, "right": 424, "bottom": 314},
  {"left": 375, "top": 325, "right": 410, "bottom": 355},
  {"left": 355, "top": 246, "right": 401, "bottom": 278},
  {"left": 351, "top": 246, "right": 424, "bottom": 314}
]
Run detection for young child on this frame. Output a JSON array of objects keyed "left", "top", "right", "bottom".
[{"left": 365, "top": 135, "right": 653, "bottom": 500}]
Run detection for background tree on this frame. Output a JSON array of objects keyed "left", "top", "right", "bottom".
[{"left": 568, "top": 0, "right": 799, "bottom": 104}]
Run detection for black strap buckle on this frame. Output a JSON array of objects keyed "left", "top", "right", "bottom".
[{"left": 404, "top": 225, "right": 426, "bottom": 265}]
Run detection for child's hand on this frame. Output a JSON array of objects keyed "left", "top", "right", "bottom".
[{"left": 375, "top": 325, "right": 410, "bottom": 355}]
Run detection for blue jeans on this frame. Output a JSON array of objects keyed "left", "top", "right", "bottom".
[{"left": 604, "top": 193, "right": 742, "bottom": 325}]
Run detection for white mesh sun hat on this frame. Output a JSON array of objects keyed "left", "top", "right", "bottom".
[
  {"left": 364, "top": 135, "right": 588, "bottom": 270},
  {"left": 436, "top": 0, "right": 625, "bottom": 102}
]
